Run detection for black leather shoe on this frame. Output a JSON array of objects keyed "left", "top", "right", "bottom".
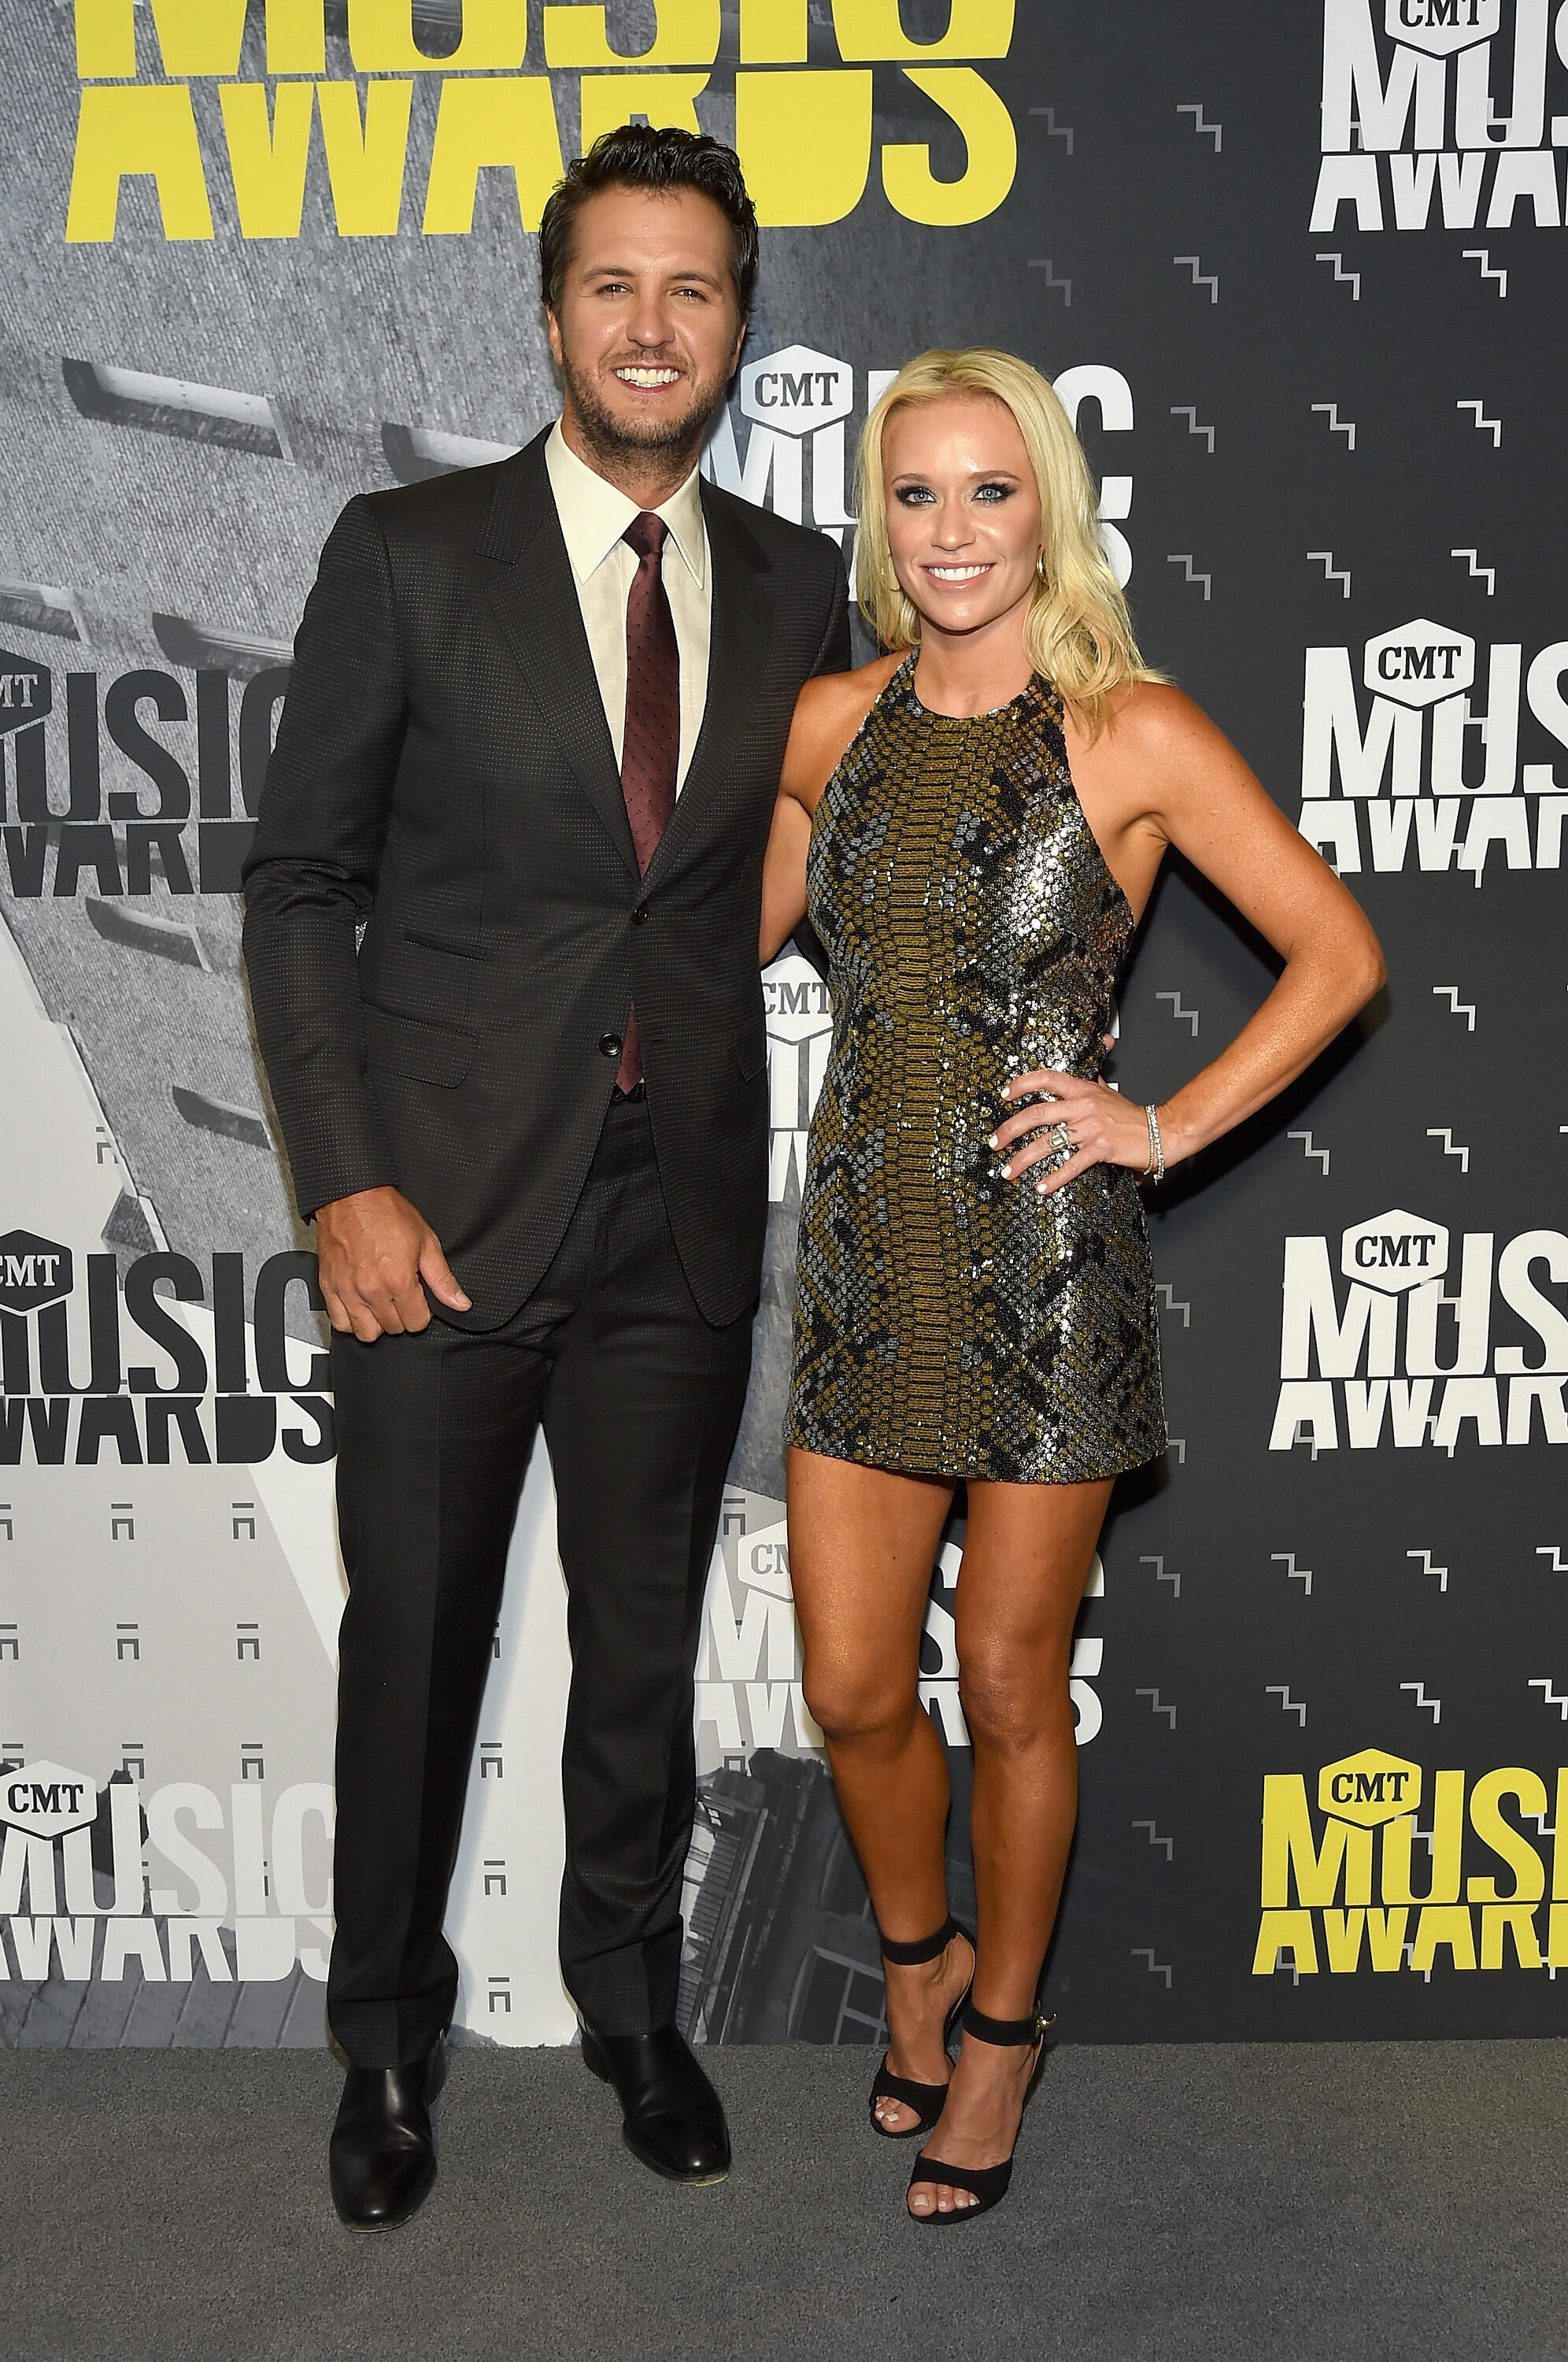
[
  {"left": 329, "top": 2035, "right": 448, "bottom": 2231},
  {"left": 579, "top": 2021, "right": 730, "bottom": 2185}
]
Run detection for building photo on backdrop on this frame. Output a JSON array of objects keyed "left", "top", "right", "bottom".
[{"left": 2, "top": 0, "right": 1566, "bottom": 2086}]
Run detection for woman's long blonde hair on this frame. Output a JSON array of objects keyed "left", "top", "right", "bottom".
[{"left": 854, "top": 347, "right": 1163, "bottom": 732}]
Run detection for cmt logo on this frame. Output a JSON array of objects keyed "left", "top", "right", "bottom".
[
  {"left": 1298, "top": 619, "right": 1568, "bottom": 879},
  {"left": 740, "top": 347, "right": 853, "bottom": 437},
  {"left": 1341, "top": 1209, "right": 1448, "bottom": 1289},
  {"left": 0, "top": 1232, "right": 73, "bottom": 1314},
  {"left": 1364, "top": 620, "right": 1474, "bottom": 704},
  {"left": 1318, "top": 1747, "right": 1422, "bottom": 1822},
  {"left": 0, "top": 650, "right": 50, "bottom": 731},
  {"left": 1386, "top": 0, "right": 1499, "bottom": 54},
  {"left": 1253, "top": 1747, "right": 1568, "bottom": 1977},
  {"left": 1270, "top": 1209, "right": 1568, "bottom": 1455},
  {"left": 1, "top": 1760, "right": 96, "bottom": 1838}
]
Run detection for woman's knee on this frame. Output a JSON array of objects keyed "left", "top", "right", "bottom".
[
  {"left": 801, "top": 1652, "right": 918, "bottom": 1746},
  {"left": 956, "top": 1645, "right": 1064, "bottom": 1753}
]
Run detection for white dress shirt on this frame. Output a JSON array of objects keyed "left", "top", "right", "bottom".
[{"left": 544, "top": 420, "right": 712, "bottom": 795}]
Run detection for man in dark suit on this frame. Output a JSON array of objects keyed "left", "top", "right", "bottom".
[{"left": 242, "top": 124, "right": 849, "bottom": 2230}]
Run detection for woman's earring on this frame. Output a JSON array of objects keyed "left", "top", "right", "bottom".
[{"left": 1034, "top": 553, "right": 1048, "bottom": 583}]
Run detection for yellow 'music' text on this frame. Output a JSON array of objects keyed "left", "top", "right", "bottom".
[{"left": 63, "top": 0, "right": 1019, "bottom": 242}]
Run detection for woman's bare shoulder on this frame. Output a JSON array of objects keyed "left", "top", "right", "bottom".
[
  {"left": 1075, "top": 679, "right": 1210, "bottom": 762},
  {"left": 782, "top": 653, "right": 904, "bottom": 808},
  {"left": 793, "top": 653, "right": 904, "bottom": 751}
]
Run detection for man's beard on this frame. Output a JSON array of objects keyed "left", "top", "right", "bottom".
[{"left": 560, "top": 349, "right": 727, "bottom": 469}]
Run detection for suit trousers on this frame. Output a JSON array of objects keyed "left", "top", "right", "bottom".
[{"left": 325, "top": 1094, "right": 754, "bottom": 2067}]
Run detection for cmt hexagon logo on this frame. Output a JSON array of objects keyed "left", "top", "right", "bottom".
[
  {"left": 764, "top": 962, "right": 833, "bottom": 1046},
  {"left": 0, "top": 1231, "right": 73, "bottom": 1313},
  {"left": 0, "top": 649, "right": 50, "bottom": 735},
  {"left": 739, "top": 346, "right": 854, "bottom": 438},
  {"left": 1, "top": 1760, "right": 98, "bottom": 1838},
  {"left": 1341, "top": 1209, "right": 1448, "bottom": 1294},
  {"left": 1318, "top": 1749, "right": 1423, "bottom": 1826},
  {"left": 1363, "top": 618, "right": 1475, "bottom": 709},
  {"left": 1386, "top": 0, "right": 1500, "bottom": 57}
]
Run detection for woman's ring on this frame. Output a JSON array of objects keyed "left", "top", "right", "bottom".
[{"left": 1051, "top": 1122, "right": 1071, "bottom": 1153}]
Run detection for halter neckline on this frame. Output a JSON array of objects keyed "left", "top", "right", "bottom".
[{"left": 893, "top": 650, "right": 1055, "bottom": 726}]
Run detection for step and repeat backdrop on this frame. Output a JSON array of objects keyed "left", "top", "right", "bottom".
[{"left": 1, "top": 0, "right": 1564, "bottom": 2050}]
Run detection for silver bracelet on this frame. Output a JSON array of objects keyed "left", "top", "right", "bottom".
[{"left": 1143, "top": 1103, "right": 1165, "bottom": 1183}]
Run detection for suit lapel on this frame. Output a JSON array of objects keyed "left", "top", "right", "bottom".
[
  {"left": 642, "top": 481, "right": 775, "bottom": 889},
  {"left": 477, "top": 443, "right": 777, "bottom": 887},
  {"left": 475, "top": 434, "right": 639, "bottom": 879}
]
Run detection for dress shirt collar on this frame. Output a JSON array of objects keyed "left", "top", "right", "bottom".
[{"left": 545, "top": 419, "right": 706, "bottom": 590}]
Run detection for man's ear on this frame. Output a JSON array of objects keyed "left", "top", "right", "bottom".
[
  {"left": 729, "top": 312, "right": 749, "bottom": 378},
  {"left": 545, "top": 307, "right": 564, "bottom": 367}
]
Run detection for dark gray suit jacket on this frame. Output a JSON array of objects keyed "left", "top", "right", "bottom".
[{"left": 242, "top": 424, "right": 850, "bottom": 1328}]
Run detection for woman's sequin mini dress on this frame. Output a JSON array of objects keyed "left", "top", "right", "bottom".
[{"left": 784, "top": 655, "right": 1166, "bottom": 1484}]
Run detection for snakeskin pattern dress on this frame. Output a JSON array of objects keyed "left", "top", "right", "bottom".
[{"left": 784, "top": 655, "right": 1166, "bottom": 1483}]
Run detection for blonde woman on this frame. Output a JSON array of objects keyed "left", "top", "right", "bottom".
[{"left": 760, "top": 350, "right": 1382, "bottom": 2224}]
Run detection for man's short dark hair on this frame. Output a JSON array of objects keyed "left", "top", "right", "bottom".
[{"left": 539, "top": 124, "right": 759, "bottom": 321}]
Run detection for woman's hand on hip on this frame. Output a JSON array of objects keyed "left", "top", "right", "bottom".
[{"left": 989, "top": 1067, "right": 1159, "bottom": 1197}]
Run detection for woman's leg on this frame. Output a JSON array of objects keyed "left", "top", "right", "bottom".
[
  {"left": 908, "top": 1474, "right": 1111, "bottom": 2217},
  {"left": 787, "top": 1447, "right": 967, "bottom": 2131}
]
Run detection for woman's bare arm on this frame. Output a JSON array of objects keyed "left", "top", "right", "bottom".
[
  {"left": 994, "top": 685, "right": 1385, "bottom": 1191},
  {"left": 760, "top": 657, "right": 901, "bottom": 966}
]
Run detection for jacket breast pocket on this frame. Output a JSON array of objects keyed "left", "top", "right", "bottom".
[
  {"left": 403, "top": 927, "right": 479, "bottom": 961},
  {"left": 361, "top": 1000, "right": 475, "bottom": 1089}
]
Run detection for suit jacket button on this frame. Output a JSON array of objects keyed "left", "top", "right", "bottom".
[
  {"left": 599, "top": 1032, "right": 623, "bottom": 1059},
  {"left": 631, "top": 902, "right": 649, "bottom": 925}
]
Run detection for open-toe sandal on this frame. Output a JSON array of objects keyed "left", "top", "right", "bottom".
[
  {"left": 908, "top": 1998, "right": 1052, "bottom": 2223},
  {"left": 868, "top": 1916, "right": 975, "bottom": 2140}
]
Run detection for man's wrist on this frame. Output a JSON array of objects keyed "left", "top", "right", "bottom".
[{"left": 315, "top": 1183, "right": 399, "bottom": 1223}]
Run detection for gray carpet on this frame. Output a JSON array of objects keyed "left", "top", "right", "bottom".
[{"left": 8, "top": 2040, "right": 1565, "bottom": 2362}]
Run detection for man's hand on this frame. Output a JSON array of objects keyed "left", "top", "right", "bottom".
[{"left": 315, "top": 1187, "right": 472, "bottom": 1341}]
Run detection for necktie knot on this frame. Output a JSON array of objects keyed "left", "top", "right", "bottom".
[{"left": 623, "top": 510, "right": 668, "bottom": 565}]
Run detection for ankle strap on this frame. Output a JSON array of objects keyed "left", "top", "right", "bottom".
[
  {"left": 878, "top": 1914, "right": 962, "bottom": 1968},
  {"left": 961, "top": 1999, "right": 1052, "bottom": 2047}
]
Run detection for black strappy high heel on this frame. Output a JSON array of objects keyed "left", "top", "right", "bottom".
[
  {"left": 907, "top": 1998, "right": 1052, "bottom": 2222},
  {"left": 867, "top": 1916, "right": 975, "bottom": 2139}
]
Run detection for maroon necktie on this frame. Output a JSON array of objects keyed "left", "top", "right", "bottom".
[{"left": 615, "top": 511, "right": 679, "bottom": 1092}]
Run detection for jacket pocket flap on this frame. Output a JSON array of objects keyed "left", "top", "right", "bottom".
[
  {"left": 734, "top": 1022, "right": 769, "bottom": 1083},
  {"left": 362, "top": 1001, "right": 475, "bottom": 1088}
]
